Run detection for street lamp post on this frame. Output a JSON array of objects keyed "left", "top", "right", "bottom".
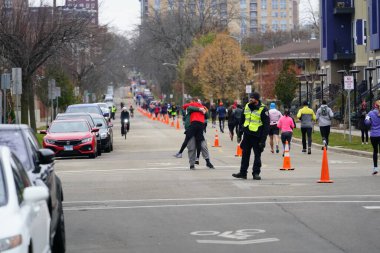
[
  {"left": 296, "top": 75, "right": 302, "bottom": 107},
  {"left": 365, "top": 66, "right": 376, "bottom": 109},
  {"left": 162, "top": 62, "right": 184, "bottom": 105},
  {"left": 337, "top": 70, "right": 346, "bottom": 120},
  {"left": 349, "top": 69, "right": 360, "bottom": 112},
  {"left": 318, "top": 72, "right": 327, "bottom": 103}
]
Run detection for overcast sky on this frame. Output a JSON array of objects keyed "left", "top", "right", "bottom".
[{"left": 47, "top": 0, "right": 318, "bottom": 33}]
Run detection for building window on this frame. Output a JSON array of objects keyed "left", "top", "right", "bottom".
[
  {"left": 261, "top": 10, "right": 267, "bottom": 17},
  {"left": 272, "top": 0, "right": 278, "bottom": 9},
  {"left": 280, "top": 20, "right": 287, "bottom": 31},
  {"left": 272, "top": 12, "right": 278, "bottom": 17},
  {"left": 272, "top": 20, "right": 279, "bottom": 31},
  {"left": 280, "top": 0, "right": 286, "bottom": 9},
  {"left": 261, "top": 0, "right": 267, "bottom": 10}
]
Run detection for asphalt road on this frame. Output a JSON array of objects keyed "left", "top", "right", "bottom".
[{"left": 56, "top": 109, "right": 380, "bottom": 253}]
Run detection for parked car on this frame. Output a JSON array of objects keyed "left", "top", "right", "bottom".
[
  {"left": 0, "top": 146, "right": 51, "bottom": 253},
  {"left": 65, "top": 103, "right": 103, "bottom": 116},
  {"left": 55, "top": 113, "right": 102, "bottom": 156},
  {"left": 42, "top": 119, "right": 99, "bottom": 159},
  {"left": 91, "top": 114, "right": 113, "bottom": 152},
  {"left": 0, "top": 124, "right": 65, "bottom": 253},
  {"left": 95, "top": 102, "right": 111, "bottom": 119}
]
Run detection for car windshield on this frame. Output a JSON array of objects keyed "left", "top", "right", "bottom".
[
  {"left": 50, "top": 121, "right": 90, "bottom": 133},
  {"left": 92, "top": 117, "right": 107, "bottom": 129},
  {"left": 0, "top": 163, "right": 6, "bottom": 207},
  {"left": 57, "top": 114, "right": 95, "bottom": 127},
  {"left": 0, "top": 131, "right": 30, "bottom": 169},
  {"left": 67, "top": 106, "right": 100, "bottom": 115}
]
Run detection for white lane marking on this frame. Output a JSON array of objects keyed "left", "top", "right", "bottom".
[
  {"left": 63, "top": 194, "right": 380, "bottom": 204},
  {"left": 363, "top": 206, "right": 380, "bottom": 209},
  {"left": 63, "top": 200, "right": 380, "bottom": 211},
  {"left": 56, "top": 165, "right": 237, "bottom": 174},
  {"left": 196, "top": 238, "right": 280, "bottom": 245},
  {"left": 330, "top": 160, "right": 358, "bottom": 164}
]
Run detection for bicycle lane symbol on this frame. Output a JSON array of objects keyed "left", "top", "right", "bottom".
[{"left": 190, "top": 229, "right": 280, "bottom": 245}]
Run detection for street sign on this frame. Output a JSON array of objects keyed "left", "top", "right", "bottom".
[
  {"left": 344, "top": 75, "right": 354, "bottom": 90},
  {"left": 55, "top": 87, "right": 61, "bottom": 97},
  {"left": 245, "top": 85, "right": 252, "bottom": 94},
  {"left": 1, "top": 74, "right": 11, "bottom": 90},
  {"left": 48, "top": 79, "right": 56, "bottom": 99},
  {"left": 12, "top": 68, "right": 22, "bottom": 95},
  {"left": 170, "top": 94, "right": 173, "bottom": 99},
  {"left": 74, "top": 86, "right": 80, "bottom": 96}
]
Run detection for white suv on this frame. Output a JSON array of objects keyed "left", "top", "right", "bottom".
[{"left": 0, "top": 146, "right": 50, "bottom": 253}]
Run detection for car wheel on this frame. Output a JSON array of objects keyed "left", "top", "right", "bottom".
[
  {"left": 52, "top": 206, "right": 66, "bottom": 253},
  {"left": 110, "top": 139, "right": 113, "bottom": 151},
  {"left": 89, "top": 146, "right": 97, "bottom": 159},
  {"left": 97, "top": 144, "right": 102, "bottom": 156},
  {"left": 105, "top": 139, "right": 111, "bottom": 153}
]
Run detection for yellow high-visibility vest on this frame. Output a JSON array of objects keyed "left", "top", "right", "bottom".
[{"left": 243, "top": 103, "right": 265, "bottom": 132}]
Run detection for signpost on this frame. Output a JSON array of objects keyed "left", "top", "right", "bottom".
[
  {"left": 344, "top": 75, "right": 354, "bottom": 143},
  {"left": 12, "top": 68, "right": 22, "bottom": 124},
  {"left": 1, "top": 74, "right": 11, "bottom": 124},
  {"left": 246, "top": 85, "right": 252, "bottom": 101},
  {"left": 48, "top": 79, "right": 56, "bottom": 122},
  {"left": 55, "top": 87, "right": 61, "bottom": 115}
]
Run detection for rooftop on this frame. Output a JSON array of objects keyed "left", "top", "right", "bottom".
[{"left": 249, "top": 40, "right": 320, "bottom": 61}]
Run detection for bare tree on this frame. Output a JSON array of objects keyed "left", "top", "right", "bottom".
[
  {"left": 128, "top": 0, "right": 239, "bottom": 95},
  {"left": 0, "top": 2, "right": 90, "bottom": 129}
]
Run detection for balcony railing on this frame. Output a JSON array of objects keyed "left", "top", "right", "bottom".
[{"left": 334, "top": 0, "right": 354, "bottom": 15}]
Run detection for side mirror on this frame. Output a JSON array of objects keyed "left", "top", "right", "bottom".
[
  {"left": 38, "top": 148, "right": 55, "bottom": 165},
  {"left": 39, "top": 130, "right": 47, "bottom": 134},
  {"left": 108, "top": 123, "right": 113, "bottom": 128},
  {"left": 96, "top": 123, "right": 103, "bottom": 127},
  {"left": 23, "top": 186, "right": 49, "bottom": 203},
  {"left": 92, "top": 128, "right": 99, "bottom": 133}
]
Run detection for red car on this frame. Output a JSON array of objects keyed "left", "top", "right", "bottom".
[{"left": 41, "top": 119, "right": 99, "bottom": 158}]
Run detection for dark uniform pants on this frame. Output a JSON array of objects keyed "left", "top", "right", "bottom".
[{"left": 240, "top": 134, "right": 262, "bottom": 176}]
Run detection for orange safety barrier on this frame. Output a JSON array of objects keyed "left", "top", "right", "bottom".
[
  {"left": 234, "top": 144, "right": 242, "bottom": 157},
  {"left": 280, "top": 141, "right": 294, "bottom": 170},
  {"left": 318, "top": 146, "right": 333, "bottom": 183},
  {"left": 212, "top": 129, "right": 221, "bottom": 147}
]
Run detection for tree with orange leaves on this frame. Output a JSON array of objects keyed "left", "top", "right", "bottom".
[
  {"left": 261, "top": 60, "right": 283, "bottom": 99},
  {"left": 194, "top": 33, "right": 254, "bottom": 100}
]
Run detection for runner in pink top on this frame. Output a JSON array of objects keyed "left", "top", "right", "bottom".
[{"left": 277, "top": 109, "right": 295, "bottom": 156}]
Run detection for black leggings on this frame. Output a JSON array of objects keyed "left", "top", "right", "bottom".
[
  {"left": 301, "top": 127, "right": 312, "bottom": 149},
  {"left": 361, "top": 129, "right": 369, "bottom": 143},
  {"left": 370, "top": 136, "right": 380, "bottom": 167}
]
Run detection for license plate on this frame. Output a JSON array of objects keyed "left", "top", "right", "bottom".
[{"left": 64, "top": 145, "right": 73, "bottom": 151}]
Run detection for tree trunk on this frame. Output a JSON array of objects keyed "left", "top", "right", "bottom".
[
  {"left": 29, "top": 82, "right": 36, "bottom": 131},
  {"left": 21, "top": 77, "right": 29, "bottom": 125}
]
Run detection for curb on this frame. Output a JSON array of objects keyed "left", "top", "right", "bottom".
[{"left": 292, "top": 137, "right": 372, "bottom": 158}]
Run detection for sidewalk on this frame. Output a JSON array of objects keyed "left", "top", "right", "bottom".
[{"left": 293, "top": 125, "right": 371, "bottom": 158}]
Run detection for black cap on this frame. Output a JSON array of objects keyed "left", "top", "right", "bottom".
[
  {"left": 250, "top": 92, "right": 260, "bottom": 100},
  {"left": 303, "top": 101, "right": 309, "bottom": 106}
]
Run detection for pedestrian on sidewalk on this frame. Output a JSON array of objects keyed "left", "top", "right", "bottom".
[
  {"left": 277, "top": 108, "right": 295, "bottom": 156},
  {"left": 297, "top": 101, "right": 316, "bottom": 154},
  {"left": 268, "top": 102, "right": 282, "bottom": 153},
  {"left": 232, "top": 92, "right": 269, "bottom": 180},
  {"left": 316, "top": 100, "right": 334, "bottom": 149},
  {"left": 365, "top": 100, "right": 380, "bottom": 175},
  {"left": 216, "top": 102, "right": 227, "bottom": 133},
  {"left": 359, "top": 100, "right": 369, "bottom": 144}
]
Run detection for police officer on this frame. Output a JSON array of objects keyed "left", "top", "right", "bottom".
[
  {"left": 111, "top": 105, "right": 117, "bottom": 120},
  {"left": 232, "top": 92, "right": 269, "bottom": 180}
]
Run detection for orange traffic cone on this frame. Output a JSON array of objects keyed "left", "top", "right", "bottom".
[
  {"left": 176, "top": 119, "right": 180, "bottom": 130},
  {"left": 280, "top": 141, "right": 294, "bottom": 170},
  {"left": 166, "top": 115, "right": 170, "bottom": 125},
  {"left": 212, "top": 130, "right": 221, "bottom": 147},
  {"left": 234, "top": 144, "right": 242, "bottom": 157},
  {"left": 171, "top": 119, "right": 175, "bottom": 127},
  {"left": 318, "top": 147, "right": 333, "bottom": 183}
]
